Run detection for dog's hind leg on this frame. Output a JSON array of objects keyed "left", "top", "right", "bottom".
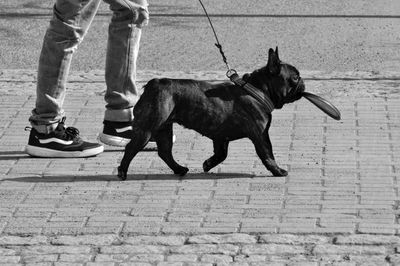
[
  {"left": 118, "top": 128, "right": 152, "bottom": 180},
  {"left": 154, "top": 123, "right": 189, "bottom": 176},
  {"left": 203, "top": 139, "right": 229, "bottom": 172}
]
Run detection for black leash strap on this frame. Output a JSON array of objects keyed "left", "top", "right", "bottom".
[
  {"left": 197, "top": 0, "right": 274, "bottom": 113},
  {"left": 229, "top": 73, "right": 275, "bottom": 113},
  {"left": 197, "top": 0, "right": 230, "bottom": 71}
]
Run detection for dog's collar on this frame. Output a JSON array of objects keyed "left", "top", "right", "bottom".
[{"left": 228, "top": 72, "right": 274, "bottom": 113}]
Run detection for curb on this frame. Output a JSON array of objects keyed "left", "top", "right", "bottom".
[
  {"left": 2, "top": 69, "right": 400, "bottom": 82},
  {"left": 0, "top": 233, "right": 399, "bottom": 265},
  {"left": 1, "top": 69, "right": 400, "bottom": 98}
]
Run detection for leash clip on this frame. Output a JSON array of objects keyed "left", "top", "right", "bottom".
[{"left": 226, "top": 69, "right": 237, "bottom": 79}]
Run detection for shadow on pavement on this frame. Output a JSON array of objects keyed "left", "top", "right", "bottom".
[
  {"left": 0, "top": 151, "right": 30, "bottom": 160},
  {"left": 2, "top": 172, "right": 256, "bottom": 183}
]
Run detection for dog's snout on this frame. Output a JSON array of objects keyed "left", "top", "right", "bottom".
[{"left": 297, "top": 78, "right": 305, "bottom": 92}]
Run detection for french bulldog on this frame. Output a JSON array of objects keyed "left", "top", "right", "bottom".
[{"left": 118, "top": 47, "right": 305, "bottom": 180}]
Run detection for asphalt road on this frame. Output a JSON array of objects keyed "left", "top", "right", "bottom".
[{"left": 1, "top": 0, "right": 400, "bottom": 73}]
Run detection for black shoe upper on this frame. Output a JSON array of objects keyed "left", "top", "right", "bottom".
[
  {"left": 102, "top": 120, "right": 133, "bottom": 139},
  {"left": 28, "top": 119, "right": 101, "bottom": 152}
]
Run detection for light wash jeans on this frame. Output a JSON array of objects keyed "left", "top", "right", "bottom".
[{"left": 30, "top": 0, "right": 148, "bottom": 133}]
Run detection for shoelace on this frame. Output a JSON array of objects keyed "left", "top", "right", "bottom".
[
  {"left": 64, "top": 126, "right": 80, "bottom": 140},
  {"left": 57, "top": 118, "right": 80, "bottom": 140},
  {"left": 25, "top": 118, "right": 80, "bottom": 140}
]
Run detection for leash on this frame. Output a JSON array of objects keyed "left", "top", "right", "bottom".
[
  {"left": 197, "top": 0, "right": 274, "bottom": 113},
  {"left": 197, "top": 0, "right": 231, "bottom": 72}
]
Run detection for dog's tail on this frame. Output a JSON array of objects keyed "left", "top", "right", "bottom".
[
  {"left": 143, "top": 78, "right": 173, "bottom": 92},
  {"left": 143, "top": 78, "right": 158, "bottom": 92}
]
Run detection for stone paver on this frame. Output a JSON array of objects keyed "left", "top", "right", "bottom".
[
  {"left": 0, "top": 233, "right": 399, "bottom": 265},
  {"left": 0, "top": 69, "right": 399, "bottom": 265}
]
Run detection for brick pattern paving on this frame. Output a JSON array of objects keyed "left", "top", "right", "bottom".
[
  {"left": 0, "top": 69, "right": 399, "bottom": 264},
  {"left": 1, "top": 233, "right": 400, "bottom": 265}
]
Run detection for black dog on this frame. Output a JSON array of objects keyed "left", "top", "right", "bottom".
[{"left": 118, "top": 47, "right": 305, "bottom": 180}]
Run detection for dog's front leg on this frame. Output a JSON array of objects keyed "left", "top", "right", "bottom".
[
  {"left": 155, "top": 124, "right": 189, "bottom": 176},
  {"left": 252, "top": 130, "right": 288, "bottom": 177},
  {"left": 203, "top": 139, "right": 229, "bottom": 172}
]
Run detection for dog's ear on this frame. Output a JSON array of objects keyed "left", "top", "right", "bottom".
[
  {"left": 267, "top": 47, "right": 281, "bottom": 75},
  {"left": 275, "top": 46, "right": 279, "bottom": 60}
]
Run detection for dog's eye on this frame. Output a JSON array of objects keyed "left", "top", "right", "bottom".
[{"left": 292, "top": 75, "right": 299, "bottom": 82}]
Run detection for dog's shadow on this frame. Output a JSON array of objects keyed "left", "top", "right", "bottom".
[
  {"left": 0, "top": 151, "right": 270, "bottom": 183},
  {"left": 3, "top": 172, "right": 259, "bottom": 183}
]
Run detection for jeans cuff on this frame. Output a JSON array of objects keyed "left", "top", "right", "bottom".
[
  {"left": 104, "top": 107, "right": 134, "bottom": 122},
  {"left": 29, "top": 120, "right": 60, "bottom": 134}
]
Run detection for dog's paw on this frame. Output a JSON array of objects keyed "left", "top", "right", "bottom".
[
  {"left": 117, "top": 166, "right": 127, "bottom": 181},
  {"left": 174, "top": 166, "right": 189, "bottom": 176},
  {"left": 202, "top": 160, "right": 212, "bottom": 172},
  {"left": 271, "top": 167, "right": 288, "bottom": 177}
]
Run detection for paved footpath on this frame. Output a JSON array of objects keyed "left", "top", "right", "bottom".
[{"left": 0, "top": 69, "right": 399, "bottom": 265}]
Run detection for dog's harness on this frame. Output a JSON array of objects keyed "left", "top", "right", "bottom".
[
  {"left": 227, "top": 70, "right": 275, "bottom": 113},
  {"left": 197, "top": 0, "right": 275, "bottom": 113}
]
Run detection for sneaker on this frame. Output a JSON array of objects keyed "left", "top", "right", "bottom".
[
  {"left": 98, "top": 121, "right": 133, "bottom": 147},
  {"left": 25, "top": 118, "right": 104, "bottom": 158},
  {"left": 98, "top": 120, "right": 176, "bottom": 149}
]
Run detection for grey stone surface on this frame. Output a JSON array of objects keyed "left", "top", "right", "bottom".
[{"left": 0, "top": 69, "right": 399, "bottom": 265}]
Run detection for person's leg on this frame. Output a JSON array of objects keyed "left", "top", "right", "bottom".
[
  {"left": 99, "top": 0, "right": 149, "bottom": 146},
  {"left": 26, "top": 0, "right": 104, "bottom": 157}
]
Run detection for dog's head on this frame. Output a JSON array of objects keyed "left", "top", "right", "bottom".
[{"left": 249, "top": 47, "right": 305, "bottom": 109}]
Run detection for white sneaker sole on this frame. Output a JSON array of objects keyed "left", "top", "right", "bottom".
[
  {"left": 98, "top": 133, "right": 130, "bottom": 147},
  {"left": 25, "top": 145, "right": 104, "bottom": 158},
  {"left": 98, "top": 133, "right": 176, "bottom": 149}
]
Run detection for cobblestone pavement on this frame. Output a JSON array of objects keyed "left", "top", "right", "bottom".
[{"left": 0, "top": 69, "right": 399, "bottom": 265}]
